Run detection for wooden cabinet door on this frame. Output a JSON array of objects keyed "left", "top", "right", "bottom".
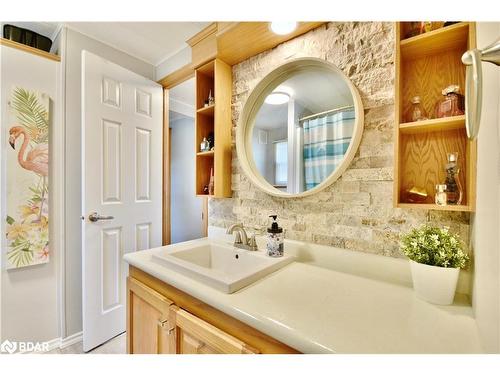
[
  {"left": 127, "top": 277, "right": 174, "bottom": 353},
  {"left": 169, "top": 305, "right": 259, "bottom": 354}
]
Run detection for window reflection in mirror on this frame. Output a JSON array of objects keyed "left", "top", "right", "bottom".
[{"left": 251, "top": 68, "right": 356, "bottom": 194}]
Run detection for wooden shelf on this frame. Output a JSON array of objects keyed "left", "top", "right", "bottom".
[
  {"left": 397, "top": 203, "right": 473, "bottom": 212},
  {"left": 399, "top": 115, "right": 465, "bottom": 134},
  {"left": 394, "top": 22, "right": 477, "bottom": 212},
  {"left": 400, "top": 22, "right": 469, "bottom": 60},
  {"left": 197, "top": 194, "right": 214, "bottom": 198},
  {"left": 197, "top": 104, "right": 215, "bottom": 116},
  {"left": 0, "top": 38, "right": 60, "bottom": 62},
  {"left": 194, "top": 58, "right": 232, "bottom": 197}
]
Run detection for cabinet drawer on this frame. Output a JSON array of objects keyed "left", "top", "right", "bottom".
[{"left": 170, "top": 305, "right": 259, "bottom": 354}]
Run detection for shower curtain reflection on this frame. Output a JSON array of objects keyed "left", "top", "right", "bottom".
[{"left": 302, "top": 108, "right": 355, "bottom": 190}]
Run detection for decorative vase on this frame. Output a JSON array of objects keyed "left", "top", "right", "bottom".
[{"left": 409, "top": 260, "right": 460, "bottom": 305}]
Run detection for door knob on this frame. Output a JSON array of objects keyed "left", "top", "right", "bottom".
[{"left": 88, "top": 212, "right": 114, "bottom": 222}]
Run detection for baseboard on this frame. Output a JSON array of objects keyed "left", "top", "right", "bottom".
[
  {"left": 45, "top": 337, "right": 63, "bottom": 352},
  {"left": 60, "top": 331, "right": 83, "bottom": 349},
  {"left": 2, "top": 332, "right": 82, "bottom": 354}
]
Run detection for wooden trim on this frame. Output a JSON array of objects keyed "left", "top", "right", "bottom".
[
  {"left": 129, "top": 267, "right": 299, "bottom": 354},
  {"left": 393, "top": 22, "right": 402, "bottom": 208},
  {"left": 157, "top": 63, "right": 194, "bottom": 88},
  {"left": 397, "top": 203, "right": 473, "bottom": 212},
  {"left": 173, "top": 306, "right": 259, "bottom": 354},
  {"left": 128, "top": 276, "right": 173, "bottom": 312},
  {"left": 186, "top": 23, "right": 218, "bottom": 47},
  {"left": 213, "top": 58, "right": 233, "bottom": 197},
  {"left": 162, "top": 89, "right": 171, "bottom": 245},
  {"left": 216, "top": 22, "right": 325, "bottom": 66},
  {"left": 0, "top": 38, "right": 61, "bottom": 62}
]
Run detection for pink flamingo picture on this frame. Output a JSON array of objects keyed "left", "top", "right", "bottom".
[{"left": 9, "top": 125, "right": 49, "bottom": 220}]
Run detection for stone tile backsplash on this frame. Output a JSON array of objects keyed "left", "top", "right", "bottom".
[{"left": 208, "top": 22, "right": 470, "bottom": 262}]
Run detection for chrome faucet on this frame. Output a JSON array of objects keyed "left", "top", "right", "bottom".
[{"left": 226, "top": 223, "right": 258, "bottom": 251}]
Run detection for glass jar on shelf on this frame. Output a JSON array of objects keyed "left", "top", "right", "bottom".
[
  {"left": 405, "top": 22, "right": 424, "bottom": 38},
  {"left": 443, "top": 152, "right": 463, "bottom": 205},
  {"left": 406, "top": 96, "right": 429, "bottom": 122},
  {"left": 435, "top": 184, "right": 447, "bottom": 206},
  {"left": 435, "top": 85, "right": 465, "bottom": 118}
]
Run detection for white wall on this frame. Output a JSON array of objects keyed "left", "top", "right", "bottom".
[
  {"left": 471, "top": 22, "right": 500, "bottom": 353},
  {"left": 62, "top": 27, "right": 155, "bottom": 337},
  {"left": 155, "top": 46, "right": 191, "bottom": 81},
  {"left": 170, "top": 115, "right": 203, "bottom": 243},
  {"left": 0, "top": 45, "right": 60, "bottom": 342}
]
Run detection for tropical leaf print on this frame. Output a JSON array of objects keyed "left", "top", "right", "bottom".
[
  {"left": 7, "top": 237, "right": 34, "bottom": 268},
  {"left": 11, "top": 87, "right": 49, "bottom": 144},
  {"left": 6, "top": 87, "right": 50, "bottom": 269}
]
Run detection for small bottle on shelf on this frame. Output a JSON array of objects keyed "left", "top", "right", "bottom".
[
  {"left": 406, "top": 96, "right": 429, "bottom": 122},
  {"left": 435, "top": 85, "right": 465, "bottom": 118},
  {"left": 405, "top": 22, "right": 423, "bottom": 38},
  {"left": 200, "top": 137, "right": 210, "bottom": 152},
  {"left": 207, "top": 90, "right": 215, "bottom": 106},
  {"left": 443, "top": 152, "right": 463, "bottom": 205},
  {"left": 435, "top": 184, "right": 447, "bottom": 206}
]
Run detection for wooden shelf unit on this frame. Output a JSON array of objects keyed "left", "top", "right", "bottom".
[
  {"left": 394, "top": 22, "right": 477, "bottom": 212},
  {"left": 195, "top": 59, "right": 232, "bottom": 197},
  {"left": 0, "top": 38, "right": 61, "bottom": 62}
]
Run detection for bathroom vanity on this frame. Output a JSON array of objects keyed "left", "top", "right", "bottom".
[
  {"left": 127, "top": 266, "right": 297, "bottom": 354},
  {"left": 124, "top": 233, "right": 483, "bottom": 354}
]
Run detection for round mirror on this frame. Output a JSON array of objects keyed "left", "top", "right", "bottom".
[{"left": 236, "top": 58, "right": 364, "bottom": 198}]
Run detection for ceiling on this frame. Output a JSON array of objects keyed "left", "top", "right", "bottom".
[
  {"left": 2, "top": 21, "right": 209, "bottom": 66},
  {"left": 66, "top": 22, "right": 209, "bottom": 65}
]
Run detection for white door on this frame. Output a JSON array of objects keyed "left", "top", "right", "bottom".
[{"left": 81, "top": 51, "right": 162, "bottom": 352}]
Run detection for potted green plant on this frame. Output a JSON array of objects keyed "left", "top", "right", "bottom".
[{"left": 400, "top": 224, "right": 469, "bottom": 305}]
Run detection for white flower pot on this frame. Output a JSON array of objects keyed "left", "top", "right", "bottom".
[{"left": 409, "top": 260, "right": 460, "bottom": 305}]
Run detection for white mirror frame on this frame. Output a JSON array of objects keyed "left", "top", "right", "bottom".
[{"left": 236, "top": 57, "right": 364, "bottom": 198}]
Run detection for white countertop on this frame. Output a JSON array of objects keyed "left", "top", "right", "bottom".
[{"left": 124, "top": 235, "right": 483, "bottom": 354}]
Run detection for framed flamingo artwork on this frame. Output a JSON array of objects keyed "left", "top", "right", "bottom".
[{"left": 5, "top": 87, "right": 49, "bottom": 269}]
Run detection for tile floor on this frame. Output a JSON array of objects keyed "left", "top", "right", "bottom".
[{"left": 47, "top": 333, "right": 126, "bottom": 354}]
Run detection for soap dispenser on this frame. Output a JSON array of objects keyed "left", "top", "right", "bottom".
[{"left": 266, "top": 215, "right": 284, "bottom": 257}]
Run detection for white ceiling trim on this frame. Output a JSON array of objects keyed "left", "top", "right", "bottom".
[
  {"left": 51, "top": 23, "right": 63, "bottom": 41},
  {"left": 155, "top": 45, "right": 190, "bottom": 68},
  {"left": 170, "top": 98, "right": 195, "bottom": 118},
  {"left": 63, "top": 23, "right": 154, "bottom": 66},
  {"left": 63, "top": 22, "right": 208, "bottom": 68}
]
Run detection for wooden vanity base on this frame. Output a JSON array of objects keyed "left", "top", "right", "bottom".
[{"left": 127, "top": 266, "right": 300, "bottom": 354}]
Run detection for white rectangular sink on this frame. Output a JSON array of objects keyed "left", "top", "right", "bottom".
[{"left": 151, "top": 239, "right": 294, "bottom": 293}]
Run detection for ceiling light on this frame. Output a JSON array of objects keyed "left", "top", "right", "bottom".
[
  {"left": 275, "top": 85, "right": 294, "bottom": 97},
  {"left": 269, "top": 22, "right": 298, "bottom": 35},
  {"left": 265, "top": 92, "right": 290, "bottom": 105}
]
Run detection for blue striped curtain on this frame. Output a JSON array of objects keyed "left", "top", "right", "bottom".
[{"left": 302, "top": 110, "right": 355, "bottom": 190}]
